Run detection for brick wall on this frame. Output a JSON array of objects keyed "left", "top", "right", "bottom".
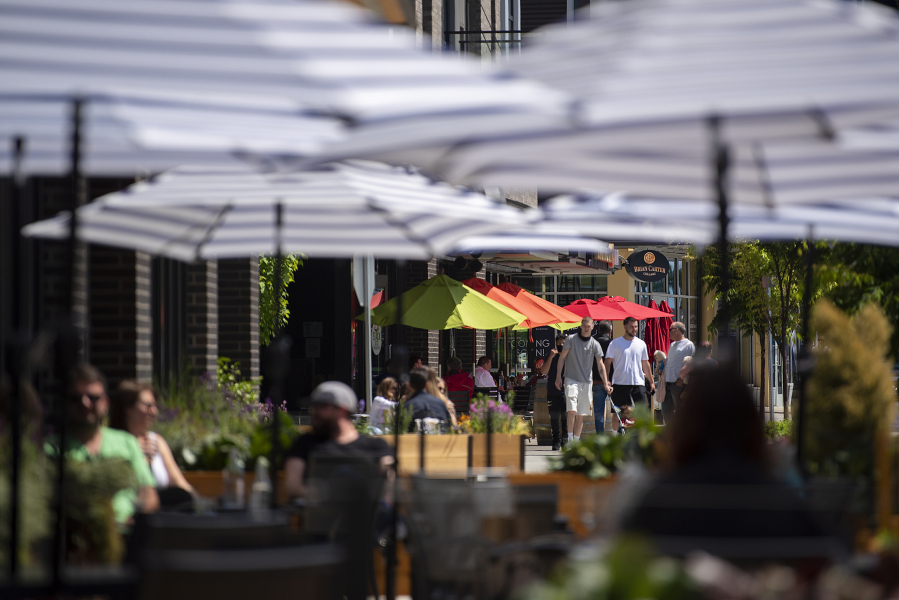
[
  {"left": 88, "top": 247, "right": 153, "bottom": 385},
  {"left": 185, "top": 261, "right": 218, "bottom": 376},
  {"left": 403, "top": 258, "right": 439, "bottom": 367},
  {"left": 218, "top": 258, "right": 259, "bottom": 379}
]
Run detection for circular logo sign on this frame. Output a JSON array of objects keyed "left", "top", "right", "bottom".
[
  {"left": 371, "top": 325, "right": 383, "bottom": 355},
  {"left": 624, "top": 250, "right": 669, "bottom": 283}
]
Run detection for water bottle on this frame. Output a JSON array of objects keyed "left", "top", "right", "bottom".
[
  {"left": 222, "top": 447, "right": 245, "bottom": 510},
  {"left": 249, "top": 457, "right": 273, "bottom": 520}
]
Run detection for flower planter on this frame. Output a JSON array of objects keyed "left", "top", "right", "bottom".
[
  {"left": 376, "top": 433, "right": 525, "bottom": 476},
  {"left": 509, "top": 471, "right": 617, "bottom": 537}
]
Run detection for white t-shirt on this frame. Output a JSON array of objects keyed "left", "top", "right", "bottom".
[
  {"left": 474, "top": 366, "right": 496, "bottom": 388},
  {"left": 606, "top": 336, "right": 649, "bottom": 386},
  {"left": 665, "top": 338, "right": 695, "bottom": 382}
]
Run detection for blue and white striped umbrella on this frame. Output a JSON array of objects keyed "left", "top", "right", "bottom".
[
  {"left": 21, "top": 161, "right": 598, "bottom": 261},
  {"left": 0, "top": 0, "right": 567, "bottom": 175},
  {"left": 542, "top": 193, "right": 899, "bottom": 248}
]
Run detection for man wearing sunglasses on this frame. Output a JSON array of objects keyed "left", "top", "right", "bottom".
[{"left": 61, "top": 364, "right": 159, "bottom": 525}]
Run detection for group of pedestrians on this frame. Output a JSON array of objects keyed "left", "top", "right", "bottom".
[{"left": 541, "top": 315, "right": 700, "bottom": 450}]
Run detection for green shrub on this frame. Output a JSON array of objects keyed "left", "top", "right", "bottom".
[{"left": 764, "top": 419, "right": 793, "bottom": 441}]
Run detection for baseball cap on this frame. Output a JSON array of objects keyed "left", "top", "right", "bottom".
[{"left": 310, "top": 381, "right": 358, "bottom": 413}]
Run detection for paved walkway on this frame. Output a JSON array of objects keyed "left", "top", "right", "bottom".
[{"left": 524, "top": 437, "right": 560, "bottom": 474}]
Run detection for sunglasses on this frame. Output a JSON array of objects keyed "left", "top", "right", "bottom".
[{"left": 68, "top": 392, "right": 104, "bottom": 404}]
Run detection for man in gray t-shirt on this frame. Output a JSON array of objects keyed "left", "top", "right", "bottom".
[
  {"left": 554, "top": 316, "right": 612, "bottom": 442},
  {"left": 662, "top": 321, "right": 694, "bottom": 425}
]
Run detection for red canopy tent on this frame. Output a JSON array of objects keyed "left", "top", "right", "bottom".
[{"left": 562, "top": 297, "right": 670, "bottom": 322}]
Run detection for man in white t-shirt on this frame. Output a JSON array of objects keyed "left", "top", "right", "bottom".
[
  {"left": 663, "top": 321, "right": 694, "bottom": 425},
  {"left": 473, "top": 356, "right": 496, "bottom": 388},
  {"left": 604, "top": 316, "right": 654, "bottom": 430}
]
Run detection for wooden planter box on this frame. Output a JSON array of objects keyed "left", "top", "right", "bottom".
[
  {"left": 183, "top": 471, "right": 289, "bottom": 504},
  {"left": 376, "top": 434, "right": 525, "bottom": 476},
  {"left": 509, "top": 471, "right": 617, "bottom": 537}
]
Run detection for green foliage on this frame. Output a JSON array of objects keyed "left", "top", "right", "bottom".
[
  {"left": 154, "top": 358, "right": 276, "bottom": 471},
  {"left": 551, "top": 406, "right": 660, "bottom": 479},
  {"left": 248, "top": 410, "right": 299, "bottom": 469},
  {"left": 259, "top": 253, "right": 303, "bottom": 346},
  {"left": 381, "top": 402, "right": 414, "bottom": 435},
  {"left": 819, "top": 243, "right": 899, "bottom": 360},
  {"left": 524, "top": 536, "right": 700, "bottom": 600},
  {"left": 64, "top": 458, "right": 135, "bottom": 565},
  {"left": 804, "top": 301, "right": 896, "bottom": 480},
  {"left": 0, "top": 430, "right": 53, "bottom": 569},
  {"left": 764, "top": 419, "right": 793, "bottom": 441}
]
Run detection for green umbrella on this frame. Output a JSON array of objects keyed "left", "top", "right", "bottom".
[{"left": 363, "top": 274, "right": 525, "bottom": 330}]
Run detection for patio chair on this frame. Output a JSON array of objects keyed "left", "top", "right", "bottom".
[
  {"left": 511, "top": 386, "right": 535, "bottom": 438},
  {"left": 448, "top": 390, "right": 471, "bottom": 415},
  {"left": 474, "top": 387, "right": 500, "bottom": 403}
]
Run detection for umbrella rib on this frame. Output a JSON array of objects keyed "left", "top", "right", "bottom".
[
  {"left": 751, "top": 141, "right": 776, "bottom": 210},
  {"left": 173, "top": 203, "right": 232, "bottom": 262}
]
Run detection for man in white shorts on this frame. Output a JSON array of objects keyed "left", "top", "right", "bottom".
[{"left": 554, "top": 316, "right": 613, "bottom": 443}]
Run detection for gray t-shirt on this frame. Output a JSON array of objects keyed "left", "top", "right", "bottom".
[
  {"left": 665, "top": 338, "right": 695, "bottom": 382},
  {"left": 562, "top": 333, "right": 604, "bottom": 384}
]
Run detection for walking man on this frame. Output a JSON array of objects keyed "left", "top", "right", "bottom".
[
  {"left": 604, "top": 317, "right": 654, "bottom": 432},
  {"left": 663, "top": 321, "right": 694, "bottom": 425},
  {"left": 593, "top": 321, "right": 614, "bottom": 435},
  {"left": 539, "top": 334, "right": 568, "bottom": 450},
  {"left": 554, "top": 316, "right": 612, "bottom": 444}
]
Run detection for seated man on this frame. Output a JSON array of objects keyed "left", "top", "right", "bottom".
[
  {"left": 443, "top": 356, "right": 475, "bottom": 398},
  {"left": 285, "top": 381, "right": 393, "bottom": 499},
  {"left": 404, "top": 367, "right": 451, "bottom": 431},
  {"left": 57, "top": 364, "right": 159, "bottom": 526},
  {"left": 473, "top": 356, "right": 496, "bottom": 389}
]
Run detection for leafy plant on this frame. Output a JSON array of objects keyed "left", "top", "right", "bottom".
[
  {"left": 804, "top": 301, "right": 895, "bottom": 481},
  {"left": 459, "top": 393, "right": 531, "bottom": 435},
  {"left": 764, "top": 419, "right": 793, "bottom": 441},
  {"left": 381, "top": 402, "right": 414, "bottom": 435},
  {"left": 524, "top": 536, "right": 700, "bottom": 600},
  {"left": 215, "top": 357, "right": 262, "bottom": 405},
  {"left": 248, "top": 409, "right": 299, "bottom": 469},
  {"left": 259, "top": 253, "right": 303, "bottom": 346},
  {"left": 64, "top": 458, "right": 136, "bottom": 565},
  {"left": 551, "top": 406, "right": 661, "bottom": 479}
]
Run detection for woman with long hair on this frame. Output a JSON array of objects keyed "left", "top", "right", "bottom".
[
  {"left": 370, "top": 377, "right": 398, "bottom": 431},
  {"left": 109, "top": 381, "right": 196, "bottom": 498},
  {"left": 426, "top": 368, "right": 457, "bottom": 427}
]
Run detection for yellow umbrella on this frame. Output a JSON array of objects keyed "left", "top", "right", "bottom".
[{"left": 361, "top": 274, "right": 525, "bottom": 330}]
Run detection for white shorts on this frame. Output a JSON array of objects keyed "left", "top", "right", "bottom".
[{"left": 564, "top": 378, "right": 593, "bottom": 415}]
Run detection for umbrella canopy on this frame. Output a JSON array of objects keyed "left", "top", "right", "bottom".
[
  {"left": 643, "top": 299, "right": 667, "bottom": 359},
  {"left": 0, "top": 0, "right": 567, "bottom": 175},
  {"left": 540, "top": 193, "right": 899, "bottom": 248},
  {"left": 365, "top": 275, "right": 526, "bottom": 330},
  {"left": 496, "top": 283, "right": 583, "bottom": 327},
  {"left": 595, "top": 296, "right": 672, "bottom": 320},
  {"left": 462, "top": 278, "right": 577, "bottom": 330},
  {"left": 20, "top": 161, "right": 537, "bottom": 261},
  {"left": 561, "top": 298, "right": 639, "bottom": 322}
]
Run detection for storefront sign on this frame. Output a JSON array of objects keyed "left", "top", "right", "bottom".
[
  {"left": 625, "top": 250, "right": 669, "bottom": 283},
  {"left": 533, "top": 326, "right": 555, "bottom": 361},
  {"left": 371, "top": 325, "right": 383, "bottom": 355}
]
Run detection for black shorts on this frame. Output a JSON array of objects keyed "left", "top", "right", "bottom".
[{"left": 611, "top": 384, "right": 645, "bottom": 409}]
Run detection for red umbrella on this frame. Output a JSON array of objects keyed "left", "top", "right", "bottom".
[
  {"left": 595, "top": 296, "right": 671, "bottom": 319},
  {"left": 658, "top": 301, "right": 674, "bottom": 348},
  {"left": 643, "top": 299, "right": 660, "bottom": 357},
  {"left": 562, "top": 298, "right": 634, "bottom": 321}
]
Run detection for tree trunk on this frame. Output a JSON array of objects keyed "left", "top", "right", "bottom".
[
  {"left": 759, "top": 330, "right": 767, "bottom": 420},
  {"left": 780, "top": 324, "right": 790, "bottom": 420}
]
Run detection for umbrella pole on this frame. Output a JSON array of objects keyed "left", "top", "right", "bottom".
[
  {"left": 6, "top": 136, "right": 25, "bottom": 581},
  {"left": 268, "top": 202, "right": 285, "bottom": 509},
  {"left": 795, "top": 228, "right": 815, "bottom": 473},
  {"left": 53, "top": 97, "right": 84, "bottom": 591},
  {"left": 386, "top": 259, "right": 405, "bottom": 600},
  {"left": 709, "top": 116, "right": 733, "bottom": 365},
  {"left": 363, "top": 255, "right": 373, "bottom": 412}
]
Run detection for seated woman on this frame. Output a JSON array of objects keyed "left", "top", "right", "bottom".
[
  {"left": 109, "top": 381, "right": 196, "bottom": 506},
  {"left": 426, "top": 367, "right": 458, "bottom": 428},
  {"left": 370, "top": 377, "right": 398, "bottom": 432}
]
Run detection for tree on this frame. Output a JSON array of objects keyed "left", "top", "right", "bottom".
[
  {"left": 703, "top": 241, "right": 817, "bottom": 420},
  {"left": 258, "top": 254, "right": 302, "bottom": 346},
  {"left": 701, "top": 242, "right": 773, "bottom": 418},
  {"left": 819, "top": 244, "right": 899, "bottom": 360}
]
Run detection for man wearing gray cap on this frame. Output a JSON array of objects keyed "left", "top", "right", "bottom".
[{"left": 284, "top": 381, "right": 392, "bottom": 499}]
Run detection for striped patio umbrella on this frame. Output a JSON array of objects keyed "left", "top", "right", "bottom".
[
  {"left": 21, "top": 161, "right": 539, "bottom": 261},
  {"left": 0, "top": 0, "right": 567, "bottom": 175}
]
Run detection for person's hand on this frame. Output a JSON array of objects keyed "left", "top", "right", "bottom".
[
  {"left": 555, "top": 377, "right": 562, "bottom": 391},
  {"left": 549, "top": 348, "right": 558, "bottom": 356},
  {"left": 604, "top": 383, "right": 613, "bottom": 395},
  {"left": 649, "top": 383, "right": 656, "bottom": 394},
  {"left": 675, "top": 377, "right": 683, "bottom": 387}
]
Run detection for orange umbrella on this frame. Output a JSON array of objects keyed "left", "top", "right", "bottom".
[
  {"left": 496, "top": 282, "right": 582, "bottom": 326},
  {"left": 462, "top": 278, "right": 572, "bottom": 329}
]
